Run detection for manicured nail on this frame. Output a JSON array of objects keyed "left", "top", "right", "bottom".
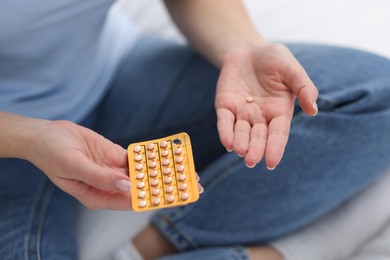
[
  {"left": 199, "top": 186, "right": 204, "bottom": 194},
  {"left": 313, "top": 102, "right": 318, "bottom": 116},
  {"left": 196, "top": 175, "right": 200, "bottom": 182},
  {"left": 237, "top": 153, "right": 246, "bottom": 158},
  {"left": 267, "top": 166, "right": 276, "bottom": 171},
  {"left": 116, "top": 180, "right": 132, "bottom": 192},
  {"left": 226, "top": 149, "right": 233, "bottom": 152},
  {"left": 246, "top": 164, "right": 256, "bottom": 168}
]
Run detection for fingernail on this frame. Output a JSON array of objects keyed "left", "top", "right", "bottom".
[
  {"left": 246, "top": 163, "right": 256, "bottom": 168},
  {"left": 226, "top": 149, "right": 233, "bottom": 152},
  {"left": 313, "top": 102, "right": 318, "bottom": 116},
  {"left": 199, "top": 186, "right": 204, "bottom": 194},
  {"left": 267, "top": 166, "right": 276, "bottom": 171},
  {"left": 116, "top": 180, "right": 132, "bottom": 192},
  {"left": 196, "top": 175, "right": 200, "bottom": 182},
  {"left": 237, "top": 153, "right": 246, "bottom": 158}
]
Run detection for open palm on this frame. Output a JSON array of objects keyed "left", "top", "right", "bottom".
[{"left": 215, "top": 44, "right": 318, "bottom": 169}]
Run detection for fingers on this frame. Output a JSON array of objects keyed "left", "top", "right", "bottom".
[
  {"left": 216, "top": 108, "right": 235, "bottom": 151},
  {"left": 265, "top": 115, "right": 291, "bottom": 170},
  {"left": 285, "top": 61, "right": 319, "bottom": 116},
  {"left": 75, "top": 157, "right": 131, "bottom": 193},
  {"left": 244, "top": 123, "right": 267, "bottom": 167},
  {"left": 233, "top": 119, "right": 251, "bottom": 156}
]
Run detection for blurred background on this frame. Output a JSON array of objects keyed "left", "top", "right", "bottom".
[{"left": 78, "top": 1, "right": 390, "bottom": 259}]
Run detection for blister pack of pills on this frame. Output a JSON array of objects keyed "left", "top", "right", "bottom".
[{"left": 127, "top": 132, "right": 199, "bottom": 212}]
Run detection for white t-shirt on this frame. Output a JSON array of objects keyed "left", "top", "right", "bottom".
[{"left": 0, "top": 0, "right": 137, "bottom": 122}]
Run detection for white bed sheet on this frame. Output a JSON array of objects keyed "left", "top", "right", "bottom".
[{"left": 78, "top": 1, "right": 390, "bottom": 259}]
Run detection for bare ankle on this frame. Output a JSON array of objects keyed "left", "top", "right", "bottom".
[
  {"left": 246, "top": 245, "right": 283, "bottom": 260},
  {"left": 132, "top": 225, "right": 177, "bottom": 260}
]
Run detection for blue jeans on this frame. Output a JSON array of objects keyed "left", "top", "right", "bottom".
[{"left": 1, "top": 37, "right": 390, "bottom": 259}]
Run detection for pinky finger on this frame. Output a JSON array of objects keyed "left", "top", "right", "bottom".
[{"left": 216, "top": 108, "right": 235, "bottom": 151}]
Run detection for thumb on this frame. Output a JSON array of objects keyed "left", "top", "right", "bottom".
[
  {"left": 284, "top": 59, "right": 319, "bottom": 116},
  {"left": 77, "top": 160, "right": 131, "bottom": 193}
]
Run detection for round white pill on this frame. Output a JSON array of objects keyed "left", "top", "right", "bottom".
[
  {"left": 178, "top": 174, "right": 186, "bottom": 181},
  {"left": 137, "top": 181, "right": 145, "bottom": 189},
  {"left": 149, "top": 161, "right": 157, "bottom": 168},
  {"left": 164, "top": 176, "right": 172, "bottom": 184},
  {"left": 179, "top": 183, "right": 187, "bottom": 191},
  {"left": 138, "top": 190, "right": 146, "bottom": 199},
  {"left": 153, "top": 197, "right": 161, "bottom": 206},
  {"left": 162, "top": 159, "right": 170, "bottom": 166},
  {"left": 138, "top": 200, "right": 147, "bottom": 208},
  {"left": 161, "top": 150, "right": 169, "bottom": 157},
  {"left": 167, "top": 195, "right": 175, "bottom": 203},
  {"left": 181, "top": 192, "right": 189, "bottom": 201},
  {"left": 165, "top": 186, "right": 174, "bottom": 193},
  {"left": 152, "top": 188, "right": 159, "bottom": 196},
  {"left": 150, "top": 170, "right": 158, "bottom": 177},
  {"left": 136, "top": 172, "right": 144, "bottom": 180},
  {"left": 133, "top": 145, "right": 141, "bottom": 153},
  {"left": 175, "top": 156, "right": 183, "bottom": 163},
  {"left": 246, "top": 96, "right": 254, "bottom": 103},
  {"left": 160, "top": 141, "right": 168, "bottom": 148},
  {"left": 174, "top": 148, "right": 182, "bottom": 155},
  {"left": 177, "top": 165, "right": 185, "bottom": 172},
  {"left": 147, "top": 143, "right": 154, "bottom": 151},
  {"left": 151, "top": 179, "right": 159, "bottom": 187},
  {"left": 135, "top": 164, "right": 143, "bottom": 171},
  {"left": 163, "top": 167, "right": 171, "bottom": 175},
  {"left": 134, "top": 154, "right": 142, "bottom": 162},
  {"left": 148, "top": 152, "right": 155, "bottom": 159}
]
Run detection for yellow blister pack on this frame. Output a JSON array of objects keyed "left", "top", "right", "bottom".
[{"left": 127, "top": 132, "right": 199, "bottom": 212}]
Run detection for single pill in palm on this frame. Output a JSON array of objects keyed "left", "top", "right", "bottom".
[{"left": 246, "top": 96, "right": 254, "bottom": 103}]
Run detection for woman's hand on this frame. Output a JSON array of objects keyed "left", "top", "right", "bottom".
[
  {"left": 216, "top": 43, "right": 318, "bottom": 170},
  {"left": 27, "top": 120, "right": 132, "bottom": 210}
]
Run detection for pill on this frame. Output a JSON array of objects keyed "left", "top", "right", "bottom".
[
  {"left": 162, "top": 159, "right": 170, "bottom": 166},
  {"left": 134, "top": 154, "right": 142, "bottom": 162},
  {"left": 181, "top": 192, "right": 189, "bottom": 201},
  {"left": 179, "top": 183, "right": 187, "bottom": 191},
  {"left": 151, "top": 179, "right": 159, "bottom": 187},
  {"left": 138, "top": 190, "right": 146, "bottom": 199},
  {"left": 150, "top": 170, "right": 158, "bottom": 177},
  {"left": 175, "top": 156, "right": 183, "bottom": 163},
  {"left": 246, "top": 96, "right": 254, "bottom": 103},
  {"left": 148, "top": 152, "right": 155, "bottom": 159},
  {"left": 161, "top": 149, "right": 169, "bottom": 157},
  {"left": 135, "top": 164, "right": 143, "bottom": 171},
  {"left": 133, "top": 145, "right": 141, "bottom": 153},
  {"left": 165, "top": 185, "right": 174, "bottom": 193},
  {"left": 137, "top": 181, "right": 145, "bottom": 189},
  {"left": 177, "top": 165, "right": 185, "bottom": 172},
  {"left": 153, "top": 197, "right": 161, "bottom": 206},
  {"left": 138, "top": 200, "right": 147, "bottom": 208},
  {"left": 136, "top": 172, "right": 144, "bottom": 180},
  {"left": 164, "top": 176, "right": 172, "bottom": 184},
  {"left": 152, "top": 188, "right": 160, "bottom": 196},
  {"left": 160, "top": 141, "right": 168, "bottom": 148},
  {"left": 167, "top": 195, "right": 175, "bottom": 203},
  {"left": 174, "top": 148, "right": 182, "bottom": 155},
  {"left": 147, "top": 143, "right": 154, "bottom": 151},
  {"left": 163, "top": 167, "right": 171, "bottom": 175},
  {"left": 149, "top": 161, "right": 157, "bottom": 168},
  {"left": 178, "top": 174, "right": 186, "bottom": 181}
]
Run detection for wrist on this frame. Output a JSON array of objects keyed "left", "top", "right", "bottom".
[
  {"left": 214, "top": 32, "right": 269, "bottom": 67},
  {"left": 0, "top": 111, "right": 50, "bottom": 160}
]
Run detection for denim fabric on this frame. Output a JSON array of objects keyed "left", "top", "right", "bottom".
[
  {"left": 156, "top": 246, "right": 250, "bottom": 260},
  {"left": 1, "top": 37, "right": 390, "bottom": 259}
]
